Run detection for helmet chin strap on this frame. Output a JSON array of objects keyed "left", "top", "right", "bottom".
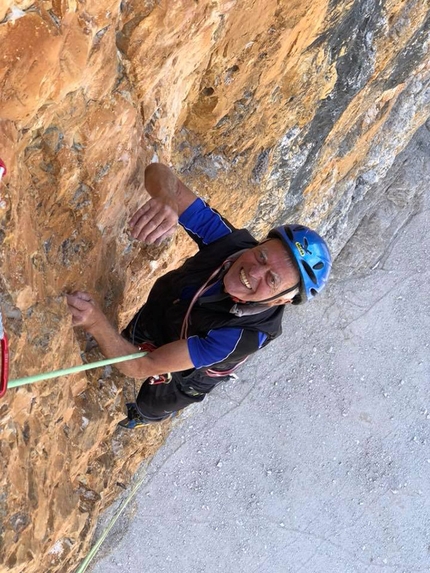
[
  {"left": 228, "top": 284, "right": 300, "bottom": 317},
  {"left": 257, "top": 282, "right": 301, "bottom": 304},
  {"left": 230, "top": 282, "right": 300, "bottom": 305}
]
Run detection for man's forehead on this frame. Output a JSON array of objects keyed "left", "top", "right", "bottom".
[
  {"left": 260, "top": 238, "right": 299, "bottom": 277},
  {"left": 258, "top": 238, "right": 289, "bottom": 258}
]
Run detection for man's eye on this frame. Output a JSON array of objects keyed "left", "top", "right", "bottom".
[{"left": 269, "top": 273, "right": 278, "bottom": 287}]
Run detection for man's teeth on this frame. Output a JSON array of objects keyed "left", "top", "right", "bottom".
[{"left": 240, "top": 269, "right": 252, "bottom": 289}]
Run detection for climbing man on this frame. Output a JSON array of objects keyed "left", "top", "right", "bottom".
[{"left": 66, "top": 163, "right": 331, "bottom": 428}]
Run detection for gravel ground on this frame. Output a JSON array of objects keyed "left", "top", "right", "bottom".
[{"left": 85, "top": 126, "right": 430, "bottom": 573}]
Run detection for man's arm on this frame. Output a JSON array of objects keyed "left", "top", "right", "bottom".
[
  {"left": 66, "top": 292, "right": 193, "bottom": 378},
  {"left": 130, "top": 163, "right": 197, "bottom": 245}
]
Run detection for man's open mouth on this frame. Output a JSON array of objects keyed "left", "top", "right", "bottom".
[{"left": 240, "top": 268, "right": 252, "bottom": 289}]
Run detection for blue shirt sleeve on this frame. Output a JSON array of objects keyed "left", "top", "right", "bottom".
[
  {"left": 187, "top": 327, "right": 268, "bottom": 369},
  {"left": 179, "top": 198, "right": 234, "bottom": 247}
]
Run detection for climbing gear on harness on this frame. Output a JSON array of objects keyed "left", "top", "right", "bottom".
[
  {"left": 148, "top": 373, "right": 172, "bottom": 385},
  {"left": 135, "top": 342, "right": 172, "bottom": 385},
  {"left": 206, "top": 366, "right": 242, "bottom": 378},
  {"left": 137, "top": 341, "right": 157, "bottom": 353},
  {"left": 268, "top": 224, "right": 331, "bottom": 304},
  {"left": 128, "top": 327, "right": 175, "bottom": 419}
]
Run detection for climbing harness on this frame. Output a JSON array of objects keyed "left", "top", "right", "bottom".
[{"left": 135, "top": 342, "right": 171, "bottom": 385}]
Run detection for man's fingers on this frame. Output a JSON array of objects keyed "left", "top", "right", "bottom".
[
  {"left": 129, "top": 201, "right": 152, "bottom": 228},
  {"left": 134, "top": 213, "right": 175, "bottom": 243},
  {"left": 70, "top": 312, "right": 85, "bottom": 325},
  {"left": 66, "top": 293, "right": 94, "bottom": 311},
  {"left": 133, "top": 211, "right": 165, "bottom": 239},
  {"left": 130, "top": 202, "right": 178, "bottom": 243},
  {"left": 66, "top": 301, "right": 86, "bottom": 325},
  {"left": 65, "top": 291, "right": 105, "bottom": 333},
  {"left": 73, "top": 291, "right": 93, "bottom": 302},
  {"left": 130, "top": 206, "right": 161, "bottom": 240},
  {"left": 149, "top": 224, "right": 177, "bottom": 246}
]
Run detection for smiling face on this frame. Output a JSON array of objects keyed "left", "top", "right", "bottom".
[{"left": 223, "top": 239, "right": 300, "bottom": 305}]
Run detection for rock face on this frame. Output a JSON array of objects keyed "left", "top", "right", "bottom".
[{"left": 0, "top": 1, "right": 428, "bottom": 571}]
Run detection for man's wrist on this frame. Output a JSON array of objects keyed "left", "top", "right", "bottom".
[{"left": 85, "top": 314, "right": 113, "bottom": 337}]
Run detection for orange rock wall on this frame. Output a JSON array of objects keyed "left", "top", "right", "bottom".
[{"left": 0, "top": 0, "right": 429, "bottom": 571}]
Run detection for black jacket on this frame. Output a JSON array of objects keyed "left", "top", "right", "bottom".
[{"left": 130, "top": 227, "right": 284, "bottom": 369}]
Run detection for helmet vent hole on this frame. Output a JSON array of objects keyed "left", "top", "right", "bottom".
[
  {"left": 310, "top": 288, "right": 318, "bottom": 297},
  {"left": 296, "top": 225, "right": 306, "bottom": 231},
  {"left": 313, "top": 261, "right": 324, "bottom": 270},
  {"left": 285, "top": 228, "right": 294, "bottom": 241},
  {"left": 302, "top": 261, "right": 317, "bottom": 284}
]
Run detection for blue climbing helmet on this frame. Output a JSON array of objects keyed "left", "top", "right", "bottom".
[{"left": 267, "top": 224, "right": 332, "bottom": 304}]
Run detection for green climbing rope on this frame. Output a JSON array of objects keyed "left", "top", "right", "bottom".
[
  {"left": 74, "top": 468, "right": 150, "bottom": 573},
  {"left": 8, "top": 351, "right": 147, "bottom": 389}
]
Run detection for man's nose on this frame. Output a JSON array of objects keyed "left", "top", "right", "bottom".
[{"left": 249, "top": 263, "right": 266, "bottom": 280}]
